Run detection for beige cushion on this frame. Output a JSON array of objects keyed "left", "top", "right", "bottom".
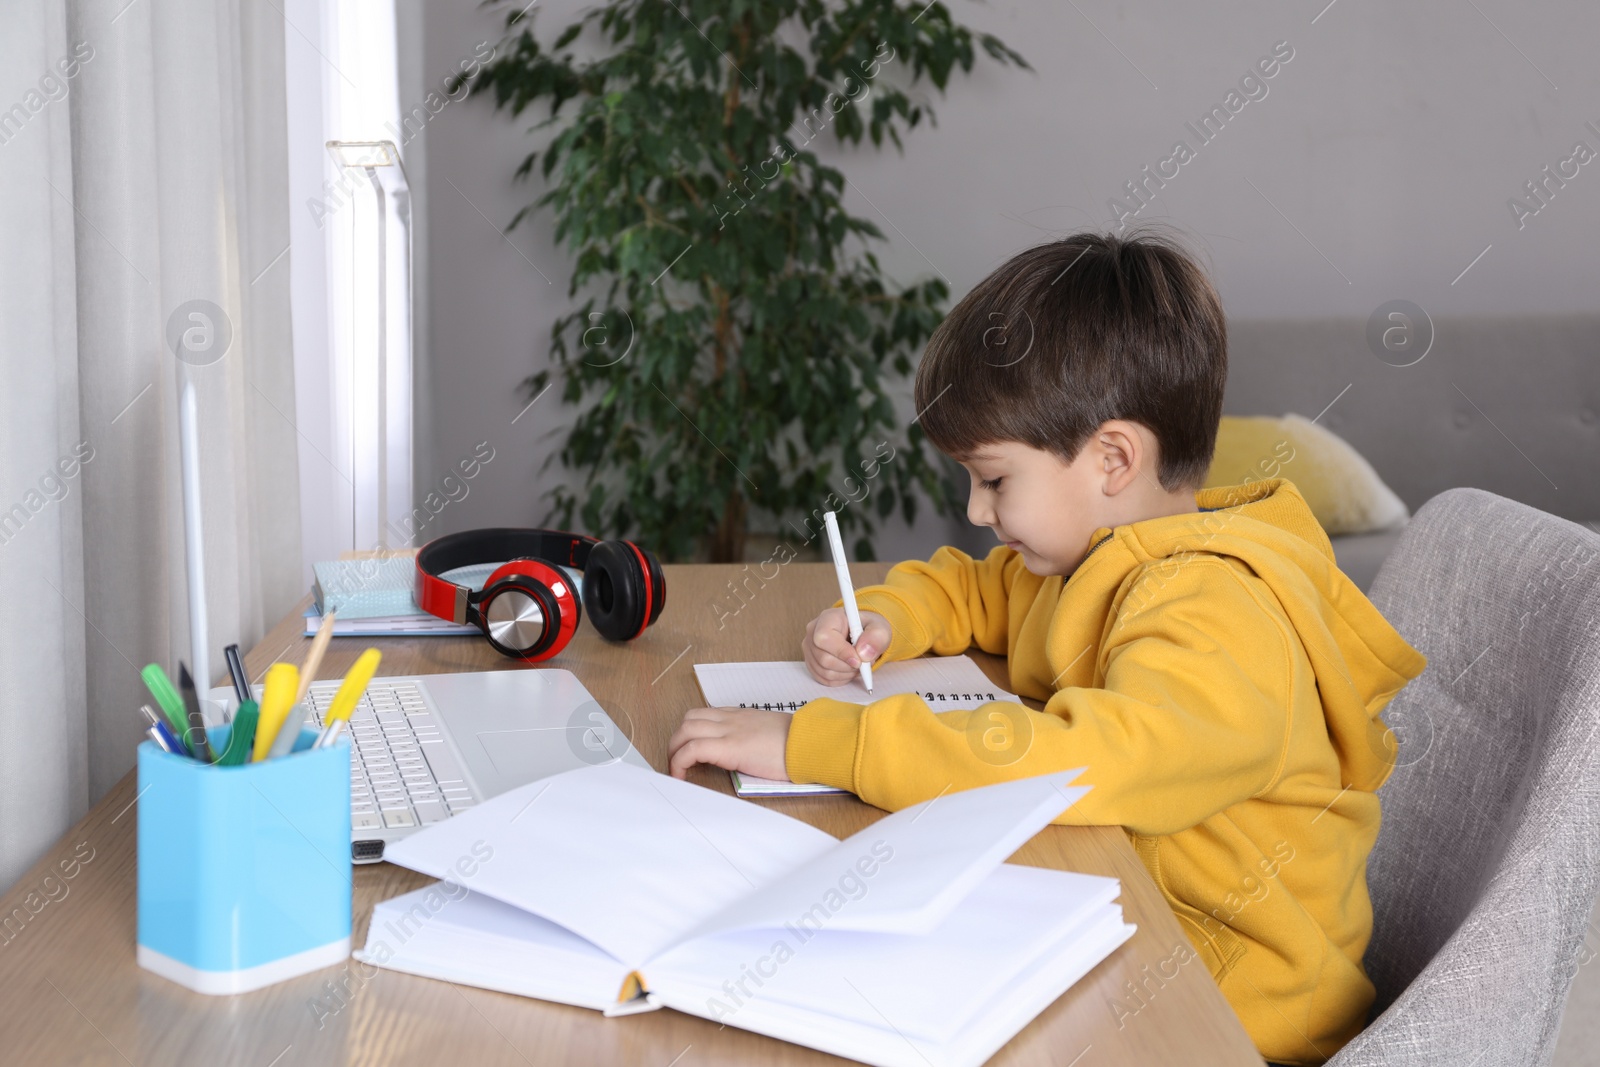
[{"left": 1205, "top": 413, "right": 1409, "bottom": 535}]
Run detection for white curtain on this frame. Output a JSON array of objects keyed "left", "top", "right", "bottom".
[{"left": 0, "top": 0, "right": 303, "bottom": 889}]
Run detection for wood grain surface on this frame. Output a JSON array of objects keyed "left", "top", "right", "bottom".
[{"left": 0, "top": 562, "right": 1263, "bottom": 1066}]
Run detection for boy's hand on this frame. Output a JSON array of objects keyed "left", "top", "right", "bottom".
[
  {"left": 668, "top": 707, "right": 791, "bottom": 781},
  {"left": 803, "top": 608, "right": 891, "bottom": 686}
]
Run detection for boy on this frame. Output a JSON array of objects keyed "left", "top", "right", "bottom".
[{"left": 667, "top": 229, "right": 1426, "bottom": 1066}]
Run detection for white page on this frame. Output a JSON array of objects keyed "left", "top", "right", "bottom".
[
  {"left": 695, "top": 655, "right": 1019, "bottom": 712},
  {"left": 674, "top": 770, "right": 1088, "bottom": 944},
  {"left": 355, "top": 885, "right": 624, "bottom": 1010},
  {"left": 380, "top": 761, "right": 838, "bottom": 965},
  {"left": 648, "top": 863, "right": 1133, "bottom": 1051},
  {"left": 729, "top": 771, "right": 847, "bottom": 798},
  {"left": 938, "top": 911, "right": 1136, "bottom": 1067},
  {"left": 658, "top": 909, "right": 1137, "bottom": 1067}
]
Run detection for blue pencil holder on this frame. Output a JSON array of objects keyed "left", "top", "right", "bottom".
[{"left": 137, "top": 725, "right": 351, "bottom": 995}]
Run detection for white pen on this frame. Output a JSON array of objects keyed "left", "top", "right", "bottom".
[
  {"left": 823, "top": 511, "right": 873, "bottom": 693},
  {"left": 314, "top": 718, "right": 347, "bottom": 750}
]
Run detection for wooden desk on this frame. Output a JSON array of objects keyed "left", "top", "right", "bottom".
[{"left": 0, "top": 563, "right": 1262, "bottom": 1066}]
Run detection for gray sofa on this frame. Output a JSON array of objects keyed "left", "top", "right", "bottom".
[
  {"left": 1326, "top": 527, "right": 1406, "bottom": 593},
  {"left": 931, "top": 314, "right": 1599, "bottom": 591},
  {"left": 1223, "top": 314, "right": 1600, "bottom": 591}
]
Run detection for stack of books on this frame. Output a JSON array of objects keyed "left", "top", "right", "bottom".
[{"left": 304, "top": 558, "right": 496, "bottom": 637}]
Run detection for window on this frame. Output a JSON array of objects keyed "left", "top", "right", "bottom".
[{"left": 284, "top": 0, "right": 415, "bottom": 584}]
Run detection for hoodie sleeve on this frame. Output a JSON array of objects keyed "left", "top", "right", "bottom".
[
  {"left": 787, "top": 558, "right": 1294, "bottom": 836},
  {"left": 850, "top": 544, "right": 1034, "bottom": 662}
]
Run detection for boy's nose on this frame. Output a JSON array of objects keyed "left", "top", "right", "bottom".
[{"left": 967, "top": 494, "right": 993, "bottom": 527}]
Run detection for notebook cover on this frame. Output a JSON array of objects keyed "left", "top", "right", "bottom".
[{"left": 312, "top": 558, "right": 418, "bottom": 619}]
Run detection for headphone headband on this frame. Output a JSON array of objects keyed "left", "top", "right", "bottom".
[
  {"left": 414, "top": 526, "right": 664, "bottom": 660},
  {"left": 415, "top": 528, "right": 597, "bottom": 624}
]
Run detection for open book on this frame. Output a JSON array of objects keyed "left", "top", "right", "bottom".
[
  {"left": 357, "top": 762, "right": 1134, "bottom": 1067},
  {"left": 694, "top": 656, "right": 1021, "bottom": 797}
]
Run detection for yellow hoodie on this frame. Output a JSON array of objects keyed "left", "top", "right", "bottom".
[{"left": 785, "top": 478, "right": 1426, "bottom": 1066}]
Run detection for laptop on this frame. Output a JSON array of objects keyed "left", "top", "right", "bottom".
[{"left": 209, "top": 669, "right": 649, "bottom": 864}]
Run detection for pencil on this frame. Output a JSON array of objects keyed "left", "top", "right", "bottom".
[{"left": 295, "top": 609, "right": 337, "bottom": 706}]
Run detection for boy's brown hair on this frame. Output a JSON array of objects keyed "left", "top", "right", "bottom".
[{"left": 914, "top": 228, "right": 1227, "bottom": 491}]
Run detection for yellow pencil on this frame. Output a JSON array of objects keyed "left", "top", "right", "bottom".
[{"left": 253, "top": 662, "right": 300, "bottom": 762}]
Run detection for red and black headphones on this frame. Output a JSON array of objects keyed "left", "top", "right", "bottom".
[{"left": 414, "top": 529, "right": 665, "bottom": 661}]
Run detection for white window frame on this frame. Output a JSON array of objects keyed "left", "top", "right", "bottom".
[{"left": 284, "top": 0, "right": 417, "bottom": 585}]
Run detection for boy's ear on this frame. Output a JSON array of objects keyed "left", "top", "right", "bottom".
[{"left": 1096, "top": 420, "right": 1145, "bottom": 496}]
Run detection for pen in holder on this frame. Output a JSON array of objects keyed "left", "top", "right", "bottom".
[{"left": 137, "top": 725, "right": 351, "bottom": 994}]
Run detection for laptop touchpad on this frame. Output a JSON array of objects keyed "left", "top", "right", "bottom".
[{"left": 475, "top": 706, "right": 632, "bottom": 795}]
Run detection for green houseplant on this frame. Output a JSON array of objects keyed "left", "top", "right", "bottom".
[{"left": 470, "top": 0, "right": 1029, "bottom": 561}]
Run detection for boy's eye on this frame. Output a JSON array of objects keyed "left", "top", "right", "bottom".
[{"left": 978, "top": 477, "right": 1002, "bottom": 491}]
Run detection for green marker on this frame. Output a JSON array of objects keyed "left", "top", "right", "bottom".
[
  {"left": 217, "top": 700, "right": 260, "bottom": 766},
  {"left": 141, "top": 664, "right": 191, "bottom": 749}
]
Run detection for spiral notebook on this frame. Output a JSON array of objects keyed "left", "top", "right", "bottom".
[{"left": 693, "top": 656, "right": 1020, "bottom": 797}]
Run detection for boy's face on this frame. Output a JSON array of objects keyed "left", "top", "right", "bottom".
[
  {"left": 958, "top": 423, "right": 1193, "bottom": 576},
  {"left": 959, "top": 442, "right": 1109, "bottom": 576}
]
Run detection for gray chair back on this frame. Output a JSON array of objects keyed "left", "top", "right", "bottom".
[{"left": 1328, "top": 488, "right": 1600, "bottom": 1067}]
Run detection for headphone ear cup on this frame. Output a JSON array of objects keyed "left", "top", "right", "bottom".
[
  {"left": 583, "top": 540, "right": 646, "bottom": 641},
  {"left": 476, "top": 560, "right": 580, "bottom": 661},
  {"left": 641, "top": 547, "right": 666, "bottom": 625}
]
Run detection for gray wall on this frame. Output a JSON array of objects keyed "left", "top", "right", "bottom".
[{"left": 404, "top": 0, "right": 1600, "bottom": 563}]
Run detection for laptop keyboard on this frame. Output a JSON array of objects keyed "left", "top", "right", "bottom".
[{"left": 305, "top": 679, "right": 479, "bottom": 833}]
